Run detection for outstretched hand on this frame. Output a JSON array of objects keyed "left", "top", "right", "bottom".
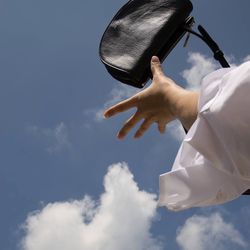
[{"left": 104, "top": 56, "right": 199, "bottom": 139}]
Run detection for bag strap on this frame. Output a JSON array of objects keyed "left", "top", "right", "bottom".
[{"left": 183, "top": 22, "right": 230, "bottom": 68}]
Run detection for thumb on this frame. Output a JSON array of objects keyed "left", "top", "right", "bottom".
[{"left": 151, "top": 56, "right": 164, "bottom": 78}]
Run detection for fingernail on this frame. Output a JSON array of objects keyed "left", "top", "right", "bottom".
[
  {"left": 117, "top": 132, "right": 124, "bottom": 140},
  {"left": 151, "top": 56, "right": 159, "bottom": 63},
  {"left": 103, "top": 112, "right": 109, "bottom": 118}
]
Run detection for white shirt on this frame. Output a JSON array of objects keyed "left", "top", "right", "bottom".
[{"left": 159, "top": 61, "right": 250, "bottom": 211}]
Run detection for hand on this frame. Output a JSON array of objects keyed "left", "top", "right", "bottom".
[{"left": 104, "top": 56, "right": 198, "bottom": 139}]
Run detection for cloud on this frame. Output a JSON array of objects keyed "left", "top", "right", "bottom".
[
  {"left": 181, "top": 52, "right": 250, "bottom": 90},
  {"left": 21, "top": 162, "right": 162, "bottom": 250},
  {"left": 168, "top": 120, "right": 186, "bottom": 142},
  {"left": 176, "top": 213, "right": 248, "bottom": 250},
  {"left": 181, "top": 52, "right": 219, "bottom": 90},
  {"left": 85, "top": 84, "right": 139, "bottom": 122},
  {"left": 28, "top": 122, "right": 71, "bottom": 153}
]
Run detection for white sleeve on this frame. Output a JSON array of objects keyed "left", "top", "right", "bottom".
[{"left": 159, "top": 61, "right": 250, "bottom": 211}]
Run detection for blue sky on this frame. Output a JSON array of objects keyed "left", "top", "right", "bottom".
[{"left": 0, "top": 0, "right": 250, "bottom": 249}]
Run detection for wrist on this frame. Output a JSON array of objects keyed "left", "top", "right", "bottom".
[{"left": 176, "top": 90, "right": 199, "bottom": 130}]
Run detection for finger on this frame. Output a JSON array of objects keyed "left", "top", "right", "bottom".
[
  {"left": 151, "top": 56, "right": 164, "bottom": 78},
  {"left": 158, "top": 121, "right": 166, "bottom": 134},
  {"left": 104, "top": 96, "right": 138, "bottom": 118},
  {"left": 134, "top": 116, "right": 156, "bottom": 139},
  {"left": 117, "top": 111, "right": 143, "bottom": 139}
]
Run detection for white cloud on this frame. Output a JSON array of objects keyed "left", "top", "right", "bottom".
[
  {"left": 21, "top": 162, "right": 162, "bottom": 250},
  {"left": 85, "top": 84, "right": 139, "bottom": 122},
  {"left": 181, "top": 52, "right": 250, "bottom": 91},
  {"left": 168, "top": 120, "right": 186, "bottom": 142},
  {"left": 181, "top": 52, "right": 219, "bottom": 90},
  {"left": 176, "top": 213, "right": 248, "bottom": 250},
  {"left": 28, "top": 122, "right": 71, "bottom": 153}
]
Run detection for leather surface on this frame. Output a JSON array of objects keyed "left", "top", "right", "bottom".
[{"left": 100, "top": 0, "right": 193, "bottom": 88}]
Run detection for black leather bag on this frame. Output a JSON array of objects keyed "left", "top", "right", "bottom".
[{"left": 99, "top": 0, "right": 194, "bottom": 88}]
